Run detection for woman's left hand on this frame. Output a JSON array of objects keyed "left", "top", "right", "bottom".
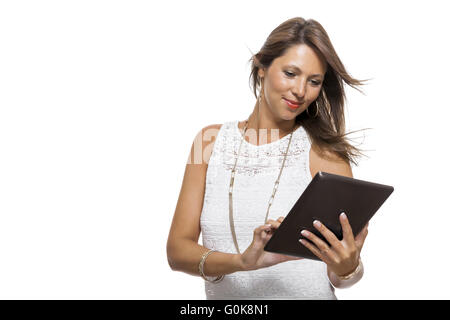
[{"left": 299, "top": 212, "right": 369, "bottom": 277}]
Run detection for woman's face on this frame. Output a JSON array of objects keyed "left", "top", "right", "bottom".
[{"left": 258, "top": 44, "right": 328, "bottom": 121}]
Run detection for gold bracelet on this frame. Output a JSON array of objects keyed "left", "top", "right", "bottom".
[
  {"left": 198, "top": 249, "right": 224, "bottom": 283},
  {"left": 337, "top": 258, "right": 363, "bottom": 281}
]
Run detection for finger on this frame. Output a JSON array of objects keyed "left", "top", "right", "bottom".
[
  {"left": 268, "top": 253, "right": 303, "bottom": 266},
  {"left": 254, "top": 224, "right": 273, "bottom": 239},
  {"left": 300, "top": 229, "right": 339, "bottom": 261},
  {"left": 277, "top": 216, "right": 285, "bottom": 223},
  {"left": 298, "top": 238, "right": 329, "bottom": 263},
  {"left": 356, "top": 222, "right": 369, "bottom": 237},
  {"left": 265, "top": 219, "right": 281, "bottom": 230},
  {"left": 339, "top": 212, "right": 355, "bottom": 244},
  {"left": 280, "top": 254, "right": 303, "bottom": 262},
  {"left": 355, "top": 223, "right": 369, "bottom": 251},
  {"left": 252, "top": 224, "right": 274, "bottom": 247},
  {"left": 288, "top": 256, "right": 304, "bottom": 261},
  {"left": 261, "top": 229, "right": 273, "bottom": 242},
  {"left": 312, "top": 220, "right": 343, "bottom": 251}
]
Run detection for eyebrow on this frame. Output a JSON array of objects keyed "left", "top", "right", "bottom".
[{"left": 285, "top": 64, "right": 324, "bottom": 78}]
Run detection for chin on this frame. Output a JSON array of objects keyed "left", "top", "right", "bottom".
[
  {"left": 282, "top": 106, "right": 301, "bottom": 118},
  {"left": 278, "top": 113, "right": 298, "bottom": 122}
]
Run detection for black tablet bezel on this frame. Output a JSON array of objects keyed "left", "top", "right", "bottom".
[{"left": 264, "top": 171, "right": 394, "bottom": 260}]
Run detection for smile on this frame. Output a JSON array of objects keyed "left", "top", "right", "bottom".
[{"left": 283, "top": 98, "right": 301, "bottom": 109}]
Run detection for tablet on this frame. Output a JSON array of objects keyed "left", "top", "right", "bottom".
[{"left": 264, "top": 171, "right": 394, "bottom": 261}]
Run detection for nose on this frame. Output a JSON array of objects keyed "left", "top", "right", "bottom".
[{"left": 291, "top": 79, "right": 307, "bottom": 100}]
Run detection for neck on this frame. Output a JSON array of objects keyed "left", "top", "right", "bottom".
[{"left": 246, "top": 101, "right": 298, "bottom": 137}]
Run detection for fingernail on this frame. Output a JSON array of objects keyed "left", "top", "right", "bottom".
[
  {"left": 313, "top": 220, "right": 321, "bottom": 228},
  {"left": 340, "top": 212, "right": 347, "bottom": 219},
  {"left": 301, "top": 230, "right": 309, "bottom": 237}
]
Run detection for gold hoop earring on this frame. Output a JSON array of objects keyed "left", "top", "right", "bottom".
[{"left": 258, "top": 79, "right": 264, "bottom": 104}]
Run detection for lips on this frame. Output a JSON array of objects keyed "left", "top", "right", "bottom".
[
  {"left": 283, "top": 97, "right": 302, "bottom": 109},
  {"left": 283, "top": 97, "right": 302, "bottom": 105}
]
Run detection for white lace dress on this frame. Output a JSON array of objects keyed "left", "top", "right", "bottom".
[{"left": 200, "top": 120, "right": 336, "bottom": 300}]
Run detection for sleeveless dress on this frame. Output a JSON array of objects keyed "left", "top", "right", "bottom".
[{"left": 200, "top": 120, "right": 337, "bottom": 300}]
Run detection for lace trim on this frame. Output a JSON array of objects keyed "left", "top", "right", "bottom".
[{"left": 209, "top": 121, "right": 311, "bottom": 176}]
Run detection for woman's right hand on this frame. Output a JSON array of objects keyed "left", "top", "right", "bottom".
[{"left": 239, "top": 217, "right": 303, "bottom": 271}]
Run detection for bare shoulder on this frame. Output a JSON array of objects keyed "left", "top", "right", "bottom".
[
  {"left": 202, "top": 123, "right": 223, "bottom": 136},
  {"left": 202, "top": 123, "right": 223, "bottom": 165},
  {"left": 167, "top": 122, "right": 223, "bottom": 245},
  {"left": 309, "top": 143, "right": 353, "bottom": 179},
  {"left": 187, "top": 123, "right": 223, "bottom": 166}
]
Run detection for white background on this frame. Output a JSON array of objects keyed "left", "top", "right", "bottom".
[{"left": 0, "top": 0, "right": 449, "bottom": 299}]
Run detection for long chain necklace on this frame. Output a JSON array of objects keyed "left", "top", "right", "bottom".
[{"left": 228, "top": 118, "right": 296, "bottom": 254}]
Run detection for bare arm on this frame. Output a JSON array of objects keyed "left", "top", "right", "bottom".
[
  {"left": 166, "top": 124, "right": 244, "bottom": 277},
  {"left": 309, "top": 145, "right": 367, "bottom": 289},
  {"left": 168, "top": 124, "right": 309, "bottom": 279}
]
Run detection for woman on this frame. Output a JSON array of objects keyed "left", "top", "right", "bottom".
[{"left": 167, "top": 17, "right": 370, "bottom": 300}]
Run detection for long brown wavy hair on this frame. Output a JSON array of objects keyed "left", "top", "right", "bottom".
[{"left": 248, "top": 17, "right": 371, "bottom": 166}]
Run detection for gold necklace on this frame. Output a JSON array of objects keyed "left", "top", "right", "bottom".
[{"left": 228, "top": 118, "right": 296, "bottom": 254}]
